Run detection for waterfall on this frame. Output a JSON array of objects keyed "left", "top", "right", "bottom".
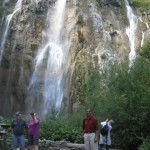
[
  {"left": 139, "top": 17, "right": 149, "bottom": 47},
  {"left": 26, "top": 0, "right": 67, "bottom": 117},
  {"left": 139, "top": 17, "right": 143, "bottom": 22},
  {"left": 124, "top": 0, "right": 138, "bottom": 67},
  {"left": 139, "top": 17, "right": 149, "bottom": 29},
  {"left": 0, "top": 0, "right": 22, "bottom": 63},
  {"left": 141, "top": 31, "right": 145, "bottom": 47},
  {"left": 145, "top": 23, "right": 149, "bottom": 29}
]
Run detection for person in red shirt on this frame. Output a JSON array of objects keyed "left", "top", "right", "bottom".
[{"left": 82, "top": 108, "right": 98, "bottom": 150}]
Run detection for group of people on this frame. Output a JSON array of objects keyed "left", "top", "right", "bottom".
[
  {"left": 82, "top": 108, "right": 114, "bottom": 150},
  {"left": 11, "top": 111, "right": 40, "bottom": 150},
  {"left": 11, "top": 108, "right": 112, "bottom": 150}
]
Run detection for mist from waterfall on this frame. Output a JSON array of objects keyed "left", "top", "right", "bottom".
[
  {"left": 0, "top": 0, "right": 22, "bottom": 63},
  {"left": 26, "top": 0, "right": 67, "bottom": 117},
  {"left": 124, "top": 0, "right": 138, "bottom": 67}
]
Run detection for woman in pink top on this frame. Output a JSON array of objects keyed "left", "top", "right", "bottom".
[{"left": 28, "top": 112, "right": 40, "bottom": 150}]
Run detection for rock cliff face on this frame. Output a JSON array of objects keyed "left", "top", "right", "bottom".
[{"left": 0, "top": 0, "right": 149, "bottom": 117}]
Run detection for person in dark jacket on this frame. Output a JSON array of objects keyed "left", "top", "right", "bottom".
[{"left": 11, "top": 111, "right": 28, "bottom": 150}]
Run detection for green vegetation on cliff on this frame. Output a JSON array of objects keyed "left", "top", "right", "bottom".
[
  {"left": 0, "top": 0, "right": 18, "bottom": 19},
  {"left": 0, "top": 1, "right": 4, "bottom": 18},
  {"left": 133, "top": 0, "right": 150, "bottom": 11}
]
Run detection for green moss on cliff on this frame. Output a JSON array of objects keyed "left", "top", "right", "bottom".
[
  {"left": 0, "top": 1, "right": 4, "bottom": 18},
  {"left": 0, "top": 0, "right": 17, "bottom": 19},
  {"left": 133, "top": 0, "right": 150, "bottom": 12}
]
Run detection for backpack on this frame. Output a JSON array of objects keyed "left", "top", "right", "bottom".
[{"left": 100, "top": 123, "right": 109, "bottom": 136}]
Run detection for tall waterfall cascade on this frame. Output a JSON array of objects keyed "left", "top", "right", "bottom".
[
  {"left": 0, "top": 0, "right": 23, "bottom": 63},
  {"left": 26, "top": 0, "right": 67, "bottom": 117},
  {"left": 0, "top": 0, "right": 149, "bottom": 117},
  {"left": 124, "top": 0, "right": 138, "bottom": 67}
]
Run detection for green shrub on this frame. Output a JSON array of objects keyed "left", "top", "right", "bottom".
[
  {"left": 97, "top": 57, "right": 150, "bottom": 149},
  {"left": 40, "top": 113, "right": 84, "bottom": 143},
  {"left": 138, "top": 139, "right": 150, "bottom": 150}
]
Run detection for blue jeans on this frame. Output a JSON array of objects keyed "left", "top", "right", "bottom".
[{"left": 11, "top": 134, "right": 25, "bottom": 149}]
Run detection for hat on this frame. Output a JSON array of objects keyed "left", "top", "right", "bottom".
[
  {"left": 109, "top": 120, "right": 114, "bottom": 124},
  {"left": 30, "top": 112, "right": 35, "bottom": 116},
  {"left": 16, "top": 111, "right": 21, "bottom": 116}
]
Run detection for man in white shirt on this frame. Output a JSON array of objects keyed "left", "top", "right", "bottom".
[{"left": 99, "top": 119, "right": 114, "bottom": 150}]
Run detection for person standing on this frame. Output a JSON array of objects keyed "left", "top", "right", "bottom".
[
  {"left": 11, "top": 111, "right": 28, "bottom": 150},
  {"left": 82, "top": 108, "right": 98, "bottom": 150},
  {"left": 28, "top": 112, "right": 40, "bottom": 150},
  {"left": 99, "top": 119, "right": 114, "bottom": 150}
]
